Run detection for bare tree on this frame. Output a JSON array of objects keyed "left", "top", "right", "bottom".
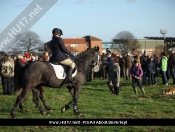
[
  {"left": 113, "top": 31, "right": 140, "bottom": 53},
  {"left": 152, "top": 45, "right": 164, "bottom": 55},
  {"left": 11, "top": 30, "right": 42, "bottom": 53}
]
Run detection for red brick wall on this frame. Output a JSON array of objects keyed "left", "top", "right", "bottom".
[
  {"left": 44, "top": 38, "right": 102, "bottom": 55},
  {"left": 90, "top": 40, "right": 102, "bottom": 55}
]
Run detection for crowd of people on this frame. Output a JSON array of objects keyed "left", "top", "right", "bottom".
[
  {"left": 1, "top": 48, "right": 174, "bottom": 96},
  {"left": 0, "top": 51, "right": 50, "bottom": 95},
  {"left": 1, "top": 27, "right": 174, "bottom": 97},
  {"left": 86, "top": 48, "right": 174, "bottom": 95}
]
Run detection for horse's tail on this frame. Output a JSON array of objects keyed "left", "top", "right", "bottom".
[{"left": 14, "top": 59, "right": 25, "bottom": 95}]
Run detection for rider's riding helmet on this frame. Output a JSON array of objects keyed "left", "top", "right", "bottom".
[{"left": 52, "top": 28, "right": 63, "bottom": 35}]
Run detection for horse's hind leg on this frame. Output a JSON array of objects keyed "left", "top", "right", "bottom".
[
  {"left": 38, "top": 86, "right": 51, "bottom": 110},
  {"left": 32, "top": 89, "right": 46, "bottom": 115},
  {"left": 11, "top": 89, "right": 30, "bottom": 119},
  {"left": 19, "top": 102, "right": 24, "bottom": 110}
]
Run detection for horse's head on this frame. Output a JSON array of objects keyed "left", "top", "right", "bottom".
[
  {"left": 75, "top": 46, "right": 100, "bottom": 72},
  {"left": 91, "top": 46, "right": 100, "bottom": 65}
]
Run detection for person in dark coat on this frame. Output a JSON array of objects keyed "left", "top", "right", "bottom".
[
  {"left": 125, "top": 52, "right": 132, "bottom": 80},
  {"left": 168, "top": 50, "right": 175, "bottom": 84},
  {"left": 86, "top": 63, "right": 94, "bottom": 82},
  {"left": 152, "top": 54, "right": 159, "bottom": 85},
  {"left": 50, "top": 28, "right": 76, "bottom": 84},
  {"left": 106, "top": 48, "right": 111, "bottom": 53},
  {"left": 102, "top": 58, "right": 120, "bottom": 95},
  {"left": 100, "top": 53, "right": 107, "bottom": 79},
  {"left": 121, "top": 54, "right": 126, "bottom": 78},
  {"left": 140, "top": 51, "right": 148, "bottom": 84},
  {"left": 147, "top": 57, "right": 155, "bottom": 86}
]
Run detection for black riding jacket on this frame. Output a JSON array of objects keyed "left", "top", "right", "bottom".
[{"left": 50, "top": 36, "right": 73, "bottom": 62}]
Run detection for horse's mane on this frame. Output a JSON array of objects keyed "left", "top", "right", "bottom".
[{"left": 75, "top": 48, "right": 95, "bottom": 58}]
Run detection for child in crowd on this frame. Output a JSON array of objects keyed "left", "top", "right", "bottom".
[{"left": 130, "top": 60, "right": 145, "bottom": 95}]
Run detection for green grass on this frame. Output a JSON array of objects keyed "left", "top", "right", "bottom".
[{"left": 0, "top": 77, "right": 175, "bottom": 131}]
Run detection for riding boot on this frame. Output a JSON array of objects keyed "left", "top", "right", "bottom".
[
  {"left": 65, "top": 68, "right": 74, "bottom": 84},
  {"left": 115, "top": 87, "right": 119, "bottom": 95},
  {"left": 133, "top": 88, "right": 137, "bottom": 94},
  {"left": 141, "top": 88, "right": 145, "bottom": 95}
]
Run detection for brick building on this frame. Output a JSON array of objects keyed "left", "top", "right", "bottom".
[{"left": 44, "top": 35, "right": 102, "bottom": 55}]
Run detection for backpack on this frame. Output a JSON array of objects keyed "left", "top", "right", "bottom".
[
  {"left": 93, "top": 64, "right": 100, "bottom": 73},
  {"left": 113, "top": 64, "right": 119, "bottom": 78},
  {"left": 0, "top": 57, "right": 14, "bottom": 77}
]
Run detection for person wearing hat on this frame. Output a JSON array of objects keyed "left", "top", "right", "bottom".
[
  {"left": 102, "top": 57, "right": 120, "bottom": 95},
  {"left": 50, "top": 28, "right": 75, "bottom": 84},
  {"left": 130, "top": 60, "right": 145, "bottom": 95},
  {"left": 0, "top": 54, "right": 14, "bottom": 95}
]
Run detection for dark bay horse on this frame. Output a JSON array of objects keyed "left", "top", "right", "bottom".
[
  {"left": 11, "top": 46, "right": 99, "bottom": 118},
  {"left": 14, "top": 59, "right": 50, "bottom": 112}
]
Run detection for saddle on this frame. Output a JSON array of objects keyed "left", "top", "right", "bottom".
[{"left": 49, "top": 60, "right": 76, "bottom": 79}]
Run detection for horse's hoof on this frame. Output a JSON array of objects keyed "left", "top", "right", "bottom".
[
  {"left": 12, "top": 116, "right": 16, "bottom": 119},
  {"left": 74, "top": 109, "right": 80, "bottom": 115},
  {"left": 41, "top": 111, "right": 46, "bottom": 115},
  {"left": 61, "top": 107, "right": 66, "bottom": 113},
  {"left": 10, "top": 111, "right": 16, "bottom": 119},
  {"left": 46, "top": 107, "right": 51, "bottom": 111}
]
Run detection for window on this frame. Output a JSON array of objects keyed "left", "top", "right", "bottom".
[
  {"left": 70, "top": 44, "right": 75, "bottom": 47},
  {"left": 71, "top": 52, "right": 80, "bottom": 56},
  {"left": 71, "top": 44, "right": 80, "bottom": 47}
]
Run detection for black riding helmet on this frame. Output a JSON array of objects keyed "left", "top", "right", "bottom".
[{"left": 52, "top": 28, "right": 63, "bottom": 35}]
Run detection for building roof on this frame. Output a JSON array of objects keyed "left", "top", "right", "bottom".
[
  {"left": 83, "top": 35, "right": 102, "bottom": 41},
  {"left": 145, "top": 37, "right": 175, "bottom": 42},
  {"left": 63, "top": 38, "right": 87, "bottom": 44}
]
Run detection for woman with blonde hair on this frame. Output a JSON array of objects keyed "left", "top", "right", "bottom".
[{"left": 43, "top": 51, "right": 50, "bottom": 61}]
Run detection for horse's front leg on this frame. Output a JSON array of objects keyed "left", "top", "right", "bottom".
[
  {"left": 72, "top": 84, "right": 81, "bottom": 115},
  {"left": 61, "top": 85, "right": 75, "bottom": 112},
  {"left": 73, "top": 97, "right": 80, "bottom": 115},
  {"left": 61, "top": 85, "right": 79, "bottom": 114},
  {"left": 61, "top": 85, "right": 81, "bottom": 115},
  {"left": 61, "top": 100, "right": 74, "bottom": 113}
]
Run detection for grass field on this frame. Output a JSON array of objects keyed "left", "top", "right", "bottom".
[{"left": 0, "top": 77, "right": 175, "bottom": 132}]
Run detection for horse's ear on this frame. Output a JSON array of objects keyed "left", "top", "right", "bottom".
[{"left": 94, "top": 46, "right": 99, "bottom": 51}]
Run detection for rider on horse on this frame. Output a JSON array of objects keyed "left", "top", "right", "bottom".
[{"left": 50, "top": 28, "right": 76, "bottom": 84}]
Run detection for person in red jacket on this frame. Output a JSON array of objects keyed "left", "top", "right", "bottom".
[{"left": 25, "top": 51, "right": 29, "bottom": 58}]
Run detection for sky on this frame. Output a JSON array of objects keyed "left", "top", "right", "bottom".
[{"left": 0, "top": 0, "right": 175, "bottom": 43}]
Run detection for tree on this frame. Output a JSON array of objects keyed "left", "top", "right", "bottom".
[
  {"left": 11, "top": 30, "right": 43, "bottom": 53},
  {"left": 152, "top": 45, "right": 164, "bottom": 55},
  {"left": 113, "top": 31, "right": 140, "bottom": 53}
]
